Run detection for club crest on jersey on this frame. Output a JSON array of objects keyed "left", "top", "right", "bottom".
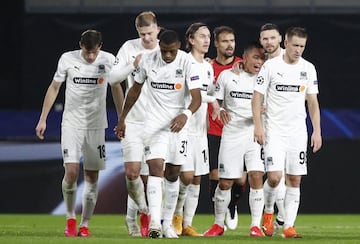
[
  {"left": 207, "top": 70, "right": 211, "bottom": 79},
  {"left": 300, "top": 71, "right": 307, "bottom": 80},
  {"left": 98, "top": 64, "right": 105, "bottom": 73},
  {"left": 256, "top": 76, "right": 264, "bottom": 85},
  {"left": 175, "top": 69, "right": 183, "bottom": 78}
]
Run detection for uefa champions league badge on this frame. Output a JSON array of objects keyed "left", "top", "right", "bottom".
[{"left": 256, "top": 76, "right": 264, "bottom": 85}]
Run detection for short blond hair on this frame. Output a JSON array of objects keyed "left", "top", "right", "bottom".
[{"left": 135, "top": 11, "right": 157, "bottom": 28}]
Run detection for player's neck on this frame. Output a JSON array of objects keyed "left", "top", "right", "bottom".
[
  {"left": 191, "top": 50, "right": 205, "bottom": 63},
  {"left": 267, "top": 47, "right": 281, "bottom": 59},
  {"left": 215, "top": 55, "right": 234, "bottom": 65},
  {"left": 283, "top": 52, "right": 300, "bottom": 65}
]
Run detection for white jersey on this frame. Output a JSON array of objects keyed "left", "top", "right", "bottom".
[
  {"left": 135, "top": 49, "right": 202, "bottom": 130},
  {"left": 215, "top": 69, "right": 257, "bottom": 139},
  {"left": 254, "top": 56, "right": 318, "bottom": 136},
  {"left": 110, "top": 38, "right": 159, "bottom": 123},
  {"left": 53, "top": 49, "right": 115, "bottom": 129},
  {"left": 186, "top": 53, "right": 215, "bottom": 136}
]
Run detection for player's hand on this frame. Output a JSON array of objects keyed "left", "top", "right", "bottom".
[
  {"left": 219, "top": 108, "right": 231, "bottom": 125},
  {"left": 170, "top": 113, "right": 187, "bottom": 133},
  {"left": 114, "top": 120, "right": 126, "bottom": 140},
  {"left": 254, "top": 126, "right": 265, "bottom": 145},
  {"left": 211, "top": 100, "right": 221, "bottom": 121},
  {"left": 133, "top": 53, "right": 143, "bottom": 69},
  {"left": 35, "top": 120, "right": 46, "bottom": 140},
  {"left": 231, "top": 60, "right": 244, "bottom": 75},
  {"left": 311, "top": 131, "right": 322, "bottom": 153}
]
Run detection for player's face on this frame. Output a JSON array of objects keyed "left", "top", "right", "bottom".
[
  {"left": 80, "top": 44, "right": 101, "bottom": 64},
  {"left": 284, "top": 36, "right": 306, "bottom": 63},
  {"left": 190, "top": 26, "right": 211, "bottom": 54},
  {"left": 137, "top": 24, "right": 160, "bottom": 50},
  {"left": 160, "top": 41, "right": 180, "bottom": 63},
  {"left": 259, "top": 29, "right": 281, "bottom": 55},
  {"left": 243, "top": 47, "right": 265, "bottom": 74},
  {"left": 214, "top": 32, "right": 235, "bottom": 58}
]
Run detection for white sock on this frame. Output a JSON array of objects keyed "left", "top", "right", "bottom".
[
  {"left": 62, "top": 178, "right": 77, "bottom": 219},
  {"left": 147, "top": 176, "right": 163, "bottom": 229},
  {"left": 126, "top": 195, "right": 138, "bottom": 222},
  {"left": 249, "top": 188, "right": 264, "bottom": 227},
  {"left": 126, "top": 177, "right": 148, "bottom": 213},
  {"left": 80, "top": 181, "right": 98, "bottom": 227},
  {"left": 263, "top": 179, "right": 277, "bottom": 214},
  {"left": 284, "top": 186, "right": 300, "bottom": 229},
  {"left": 275, "top": 177, "right": 286, "bottom": 222},
  {"left": 214, "top": 186, "right": 230, "bottom": 227},
  {"left": 162, "top": 178, "right": 179, "bottom": 229},
  {"left": 183, "top": 184, "right": 200, "bottom": 228},
  {"left": 174, "top": 180, "right": 188, "bottom": 216}
]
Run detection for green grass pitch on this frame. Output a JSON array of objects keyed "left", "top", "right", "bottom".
[{"left": 0, "top": 214, "right": 359, "bottom": 243}]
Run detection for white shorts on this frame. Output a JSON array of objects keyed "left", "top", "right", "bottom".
[
  {"left": 218, "top": 135, "right": 264, "bottom": 179},
  {"left": 121, "top": 122, "right": 145, "bottom": 163},
  {"left": 121, "top": 122, "right": 149, "bottom": 176},
  {"left": 144, "top": 127, "right": 188, "bottom": 166},
  {"left": 181, "top": 134, "right": 209, "bottom": 176},
  {"left": 61, "top": 126, "right": 105, "bottom": 171},
  {"left": 264, "top": 133, "right": 308, "bottom": 175}
]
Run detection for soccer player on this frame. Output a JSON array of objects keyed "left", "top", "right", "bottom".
[
  {"left": 207, "top": 26, "right": 244, "bottom": 230},
  {"left": 115, "top": 30, "right": 202, "bottom": 239},
  {"left": 258, "top": 23, "right": 287, "bottom": 236},
  {"left": 252, "top": 27, "right": 322, "bottom": 238},
  {"left": 109, "top": 11, "right": 160, "bottom": 237},
  {"left": 172, "top": 22, "right": 217, "bottom": 237},
  {"left": 204, "top": 42, "right": 266, "bottom": 237},
  {"left": 35, "top": 30, "right": 124, "bottom": 237}
]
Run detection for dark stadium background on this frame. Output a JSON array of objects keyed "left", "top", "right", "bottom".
[{"left": 0, "top": 1, "right": 359, "bottom": 214}]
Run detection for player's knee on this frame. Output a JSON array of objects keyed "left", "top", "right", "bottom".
[{"left": 219, "top": 180, "right": 232, "bottom": 190}]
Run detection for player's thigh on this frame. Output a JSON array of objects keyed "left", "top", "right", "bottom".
[
  {"left": 61, "top": 126, "right": 83, "bottom": 164},
  {"left": 144, "top": 129, "right": 169, "bottom": 162},
  {"left": 218, "top": 139, "right": 245, "bottom": 179},
  {"left": 183, "top": 135, "right": 209, "bottom": 176},
  {"left": 122, "top": 123, "right": 145, "bottom": 163},
  {"left": 83, "top": 129, "right": 106, "bottom": 171},
  {"left": 286, "top": 134, "right": 308, "bottom": 176},
  {"left": 263, "top": 135, "right": 286, "bottom": 172},
  {"left": 166, "top": 129, "right": 188, "bottom": 166},
  {"left": 245, "top": 141, "right": 265, "bottom": 173}
]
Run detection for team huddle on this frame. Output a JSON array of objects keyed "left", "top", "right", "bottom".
[{"left": 35, "top": 11, "right": 322, "bottom": 239}]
